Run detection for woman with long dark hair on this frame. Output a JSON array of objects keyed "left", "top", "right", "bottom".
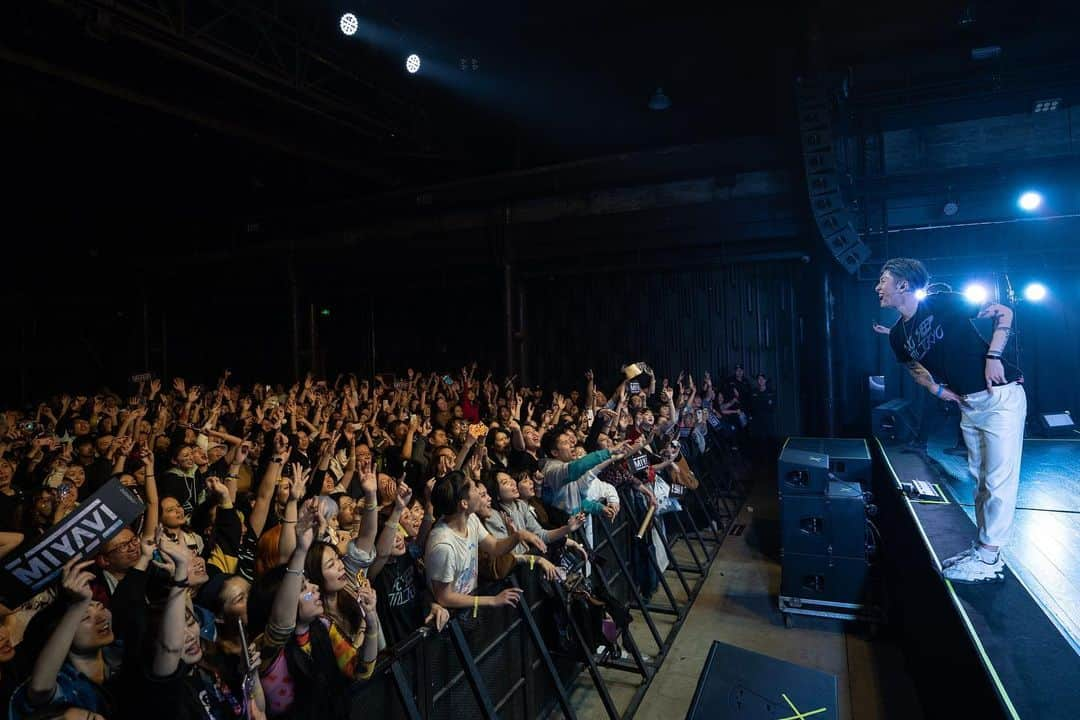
[{"left": 249, "top": 498, "right": 381, "bottom": 719}]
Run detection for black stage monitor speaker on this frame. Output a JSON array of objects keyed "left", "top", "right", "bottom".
[
  {"left": 780, "top": 552, "right": 868, "bottom": 604},
  {"left": 1038, "top": 410, "right": 1076, "bottom": 438},
  {"left": 781, "top": 481, "right": 867, "bottom": 558},
  {"left": 778, "top": 447, "right": 831, "bottom": 496},
  {"left": 687, "top": 641, "right": 838, "bottom": 720},
  {"left": 872, "top": 399, "right": 917, "bottom": 442},
  {"left": 784, "top": 438, "right": 871, "bottom": 486}
]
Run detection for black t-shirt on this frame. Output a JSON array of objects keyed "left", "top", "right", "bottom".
[
  {"left": 888, "top": 292, "right": 1021, "bottom": 396},
  {"left": 0, "top": 490, "right": 22, "bottom": 529},
  {"left": 373, "top": 549, "right": 427, "bottom": 645},
  {"left": 124, "top": 663, "right": 239, "bottom": 720},
  {"left": 750, "top": 388, "right": 777, "bottom": 417}
]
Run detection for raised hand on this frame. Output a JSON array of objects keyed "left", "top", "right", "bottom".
[
  {"left": 206, "top": 476, "right": 230, "bottom": 502},
  {"left": 359, "top": 468, "right": 378, "bottom": 497},
  {"left": 154, "top": 526, "right": 189, "bottom": 578},
  {"left": 395, "top": 479, "right": 413, "bottom": 510},
  {"left": 61, "top": 557, "right": 96, "bottom": 602},
  {"left": 273, "top": 432, "right": 290, "bottom": 458},
  {"left": 289, "top": 463, "right": 311, "bottom": 500},
  {"left": 356, "top": 584, "right": 378, "bottom": 617},
  {"left": 235, "top": 442, "right": 252, "bottom": 466},
  {"left": 295, "top": 499, "right": 319, "bottom": 551},
  {"left": 172, "top": 378, "right": 185, "bottom": 396}
]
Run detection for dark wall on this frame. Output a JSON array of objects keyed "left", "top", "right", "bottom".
[{"left": 521, "top": 258, "right": 814, "bottom": 437}]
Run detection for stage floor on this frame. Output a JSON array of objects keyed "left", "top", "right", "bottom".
[{"left": 921, "top": 433, "right": 1080, "bottom": 655}]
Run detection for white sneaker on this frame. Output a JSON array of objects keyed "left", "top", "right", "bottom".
[
  {"left": 941, "top": 542, "right": 978, "bottom": 569},
  {"left": 942, "top": 552, "right": 1005, "bottom": 584}
]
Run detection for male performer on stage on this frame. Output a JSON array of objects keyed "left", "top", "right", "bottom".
[{"left": 876, "top": 258, "right": 1026, "bottom": 583}]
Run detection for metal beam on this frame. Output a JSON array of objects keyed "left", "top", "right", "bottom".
[
  {"left": 0, "top": 43, "right": 400, "bottom": 181},
  {"left": 51, "top": 0, "right": 423, "bottom": 143}
]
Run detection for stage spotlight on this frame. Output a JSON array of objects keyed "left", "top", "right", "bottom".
[
  {"left": 914, "top": 288, "right": 928, "bottom": 300},
  {"left": 963, "top": 283, "right": 988, "bottom": 304},
  {"left": 1023, "top": 282, "right": 1047, "bottom": 302},
  {"left": 1018, "top": 191, "right": 1043, "bottom": 211},
  {"left": 339, "top": 13, "right": 359, "bottom": 36},
  {"left": 405, "top": 54, "right": 421, "bottom": 74}
]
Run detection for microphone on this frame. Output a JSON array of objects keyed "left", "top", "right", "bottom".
[{"left": 1003, "top": 273, "right": 1016, "bottom": 304}]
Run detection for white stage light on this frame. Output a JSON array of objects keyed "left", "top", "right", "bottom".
[
  {"left": 963, "top": 283, "right": 988, "bottom": 304},
  {"left": 914, "top": 289, "right": 928, "bottom": 300},
  {"left": 340, "top": 13, "right": 359, "bottom": 36},
  {"left": 1023, "top": 283, "right": 1047, "bottom": 302},
  {"left": 406, "top": 54, "right": 421, "bottom": 74},
  {"left": 1018, "top": 191, "right": 1043, "bottom": 211}
]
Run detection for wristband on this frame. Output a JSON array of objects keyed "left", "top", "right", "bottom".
[
  {"left": 984, "top": 354, "right": 1002, "bottom": 360},
  {"left": 935, "top": 385, "right": 945, "bottom": 398},
  {"left": 169, "top": 578, "right": 190, "bottom": 588},
  {"left": 284, "top": 567, "right": 304, "bottom": 576}
]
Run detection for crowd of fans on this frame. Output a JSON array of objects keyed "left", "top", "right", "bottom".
[{"left": 0, "top": 361, "right": 777, "bottom": 719}]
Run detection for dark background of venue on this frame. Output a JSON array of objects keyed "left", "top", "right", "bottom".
[{"left": 3, "top": 0, "right": 1080, "bottom": 440}]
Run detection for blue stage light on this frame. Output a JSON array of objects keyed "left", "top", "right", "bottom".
[
  {"left": 405, "top": 54, "right": 421, "bottom": 74},
  {"left": 1023, "top": 283, "right": 1047, "bottom": 302},
  {"left": 963, "top": 283, "right": 989, "bottom": 304},
  {"left": 1018, "top": 191, "right": 1043, "bottom": 211}
]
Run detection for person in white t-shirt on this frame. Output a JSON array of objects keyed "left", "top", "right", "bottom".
[{"left": 424, "top": 470, "right": 525, "bottom": 610}]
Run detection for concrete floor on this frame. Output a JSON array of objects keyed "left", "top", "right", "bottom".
[{"left": 553, "top": 476, "right": 925, "bottom": 720}]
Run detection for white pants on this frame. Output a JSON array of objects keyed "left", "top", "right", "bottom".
[{"left": 959, "top": 382, "right": 1027, "bottom": 548}]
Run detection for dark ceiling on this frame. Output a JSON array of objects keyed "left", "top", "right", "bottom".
[{"left": 4, "top": 0, "right": 1080, "bottom": 255}]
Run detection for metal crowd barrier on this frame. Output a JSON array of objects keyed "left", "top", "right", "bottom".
[{"left": 349, "top": 432, "right": 749, "bottom": 720}]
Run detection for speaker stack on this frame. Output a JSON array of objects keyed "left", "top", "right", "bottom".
[{"left": 778, "top": 438, "right": 877, "bottom": 626}]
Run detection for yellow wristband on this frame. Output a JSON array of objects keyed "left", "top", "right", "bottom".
[
  {"left": 529, "top": 555, "right": 535, "bottom": 571},
  {"left": 473, "top": 595, "right": 479, "bottom": 618}
]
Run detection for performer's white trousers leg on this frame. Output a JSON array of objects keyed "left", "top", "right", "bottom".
[{"left": 959, "top": 383, "right": 1027, "bottom": 548}]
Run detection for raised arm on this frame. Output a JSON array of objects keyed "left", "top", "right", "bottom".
[
  {"left": 250, "top": 434, "right": 288, "bottom": 537},
  {"left": 152, "top": 529, "right": 192, "bottom": 678},
  {"left": 369, "top": 482, "right": 411, "bottom": 579},
  {"left": 268, "top": 500, "right": 318, "bottom": 632},
  {"left": 139, "top": 445, "right": 159, "bottom": 540},
  {"left": 349, "top": 466, "right": 380, "bottom": 558},
  {"left": 26, "top": 558, "right": 97, "bottom": 705}
]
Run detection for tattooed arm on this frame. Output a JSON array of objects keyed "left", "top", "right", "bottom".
[
  {"left": 977, "top": 302, "right": 1014, "bottom": 386},
  {"left": 977, "top": 303, "right": 1014, "bottom": 356},
  {"left": 904, "top": 361, "right": 969, "bottom": 407}
]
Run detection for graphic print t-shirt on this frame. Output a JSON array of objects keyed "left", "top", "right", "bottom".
[
  {"left": 888, "top": 292, "right": 1020, "bottom": 396},
  {"left": 424, "top": 514, "right": 489, "bottom": 596},
  {"left": 374, "top": 550, "right": 426, "bottom": 645}
]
